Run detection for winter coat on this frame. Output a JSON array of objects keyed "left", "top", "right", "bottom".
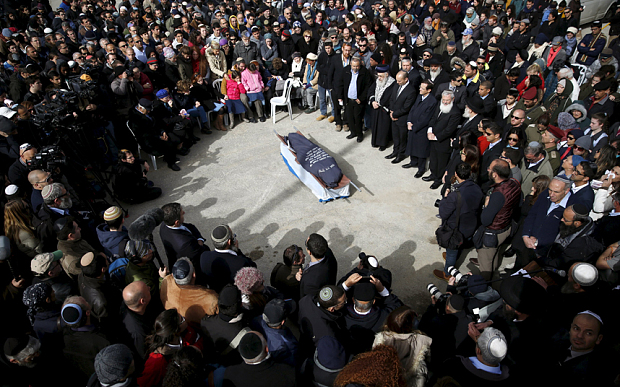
[
  {"left": 373, "top": 332, "right": 433, "bottom": 387},
  {"left": 206, "top": 47, "right": 227, "bottom": 81},
  {"left": 225, "top": 79, "right": 246, "bottom": 100}
]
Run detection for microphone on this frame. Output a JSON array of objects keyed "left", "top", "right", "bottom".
[{"left": 542, "top": 267, "right": 566, "bottom": 277}]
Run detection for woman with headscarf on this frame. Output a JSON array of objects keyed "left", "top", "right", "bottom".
[
  {"left": 368, "top": 65, "right": 396, "bottom": 151},
  {"left": 544, "top": 78, "right": 573, "bottom": 125},
  {"left": 228, "top": 16, "right": 241, "bottom": 37},
  {"left": 22, "top": 282, "right": 62, "bottom": 344}
]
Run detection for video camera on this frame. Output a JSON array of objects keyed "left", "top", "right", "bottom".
[{"left": 26, "top": 145, "right": 66, "bottom": 172}]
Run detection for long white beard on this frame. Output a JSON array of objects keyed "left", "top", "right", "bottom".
[
  {"left": 462, "top": 109, "right": 471, "bottom": 118},
  {"left": 429, "top": 68, "right": 441, "bottom": 80},
  {"left": 462, "top": 37, "right": 472, "bottom": 47},
  {"left": 424, "top": 24, "right": 433, "bottom": 30},
  {"left": 440, "top": 102, "right": 453, "bottom": 114},
  {"left": 376, "top": 77, "right": 387, "bottom": 88}
]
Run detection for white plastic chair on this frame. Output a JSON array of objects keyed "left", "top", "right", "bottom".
[
  {"left": 314, "top": 89, "right": 331, "bottom": 110},
  {"left": 207, "top": 78, "right": 229, "bottom": 128},
  {"left": 126, "top": 121, "right": 158, "bottom": 170},
  {"left": 270, "top": 78, "right": 294, "bottom": 124}
]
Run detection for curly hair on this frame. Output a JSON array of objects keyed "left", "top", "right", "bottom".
[
  {"left": 162, "top": 346, "right": 204, "bottom": 387},
  {"left": 334, "top": 345, "right": 406, "bottom": 387}
]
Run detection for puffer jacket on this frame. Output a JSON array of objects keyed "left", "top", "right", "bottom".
[{"left": 225, "top": 79, "right": 246, "bottom": 100}]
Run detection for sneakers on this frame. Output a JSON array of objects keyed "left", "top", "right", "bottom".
[
  {"left": 343, "top": 125, "right": 350, "bottom": 132},
  {"left": 433, "top": 269, "right": 452, "bottom": 282},
  {"left": 335, "top": 125, "right": 342, "bottom": 132},
  {"left": 328, "top": 116, "right": 335, "bottom": 123},
  {"left": 316, "top": 114, "right": 327, "bottom": 121}
]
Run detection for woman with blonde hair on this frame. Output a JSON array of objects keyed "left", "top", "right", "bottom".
[{"left": 4, "top": 199, "right": 42, "bottom": 258}]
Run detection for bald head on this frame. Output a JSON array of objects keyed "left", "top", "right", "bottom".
[
  {"left": 396, "top": 70, "right": 408, "bottom": 84},
  {"left": 28, "top": 170, "right": 52, "bottom": 191},
  {"left": 123, "top": 281, "right": 150, "bottom": 310}
]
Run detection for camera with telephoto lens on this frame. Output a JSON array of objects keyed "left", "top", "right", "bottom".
[
  {"left": 427, "top": 283, "right": 450, "bottom": 315},
  {"left": 447, "top": 266, "right": 470, "bottom": 287}
]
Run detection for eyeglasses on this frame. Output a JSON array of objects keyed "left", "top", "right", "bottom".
[{"left": 36, "top": 173, "right": 52, "bottom": 184}]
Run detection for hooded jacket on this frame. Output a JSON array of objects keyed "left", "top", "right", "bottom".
[{"left": 96, "top": 224, "right": 129, "bottom": 258}]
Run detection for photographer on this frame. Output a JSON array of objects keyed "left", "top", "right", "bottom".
[
  {"left": 112, "top": 149, "right": 162, "bottom": 204},
  {"left": 111, "top": 66, "right": 143, "bottom": 119},
  {"left": 434, "top": 163, "right": 483, "bottom": 282}
]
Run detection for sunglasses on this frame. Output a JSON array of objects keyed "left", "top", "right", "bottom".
[
  {"left": 574, "top": 146, "right": 585, "bottom": 151},
  {"left": 567, "top": 136, "right": 575, "bottom": 140},
  {"left": 508, "top": 136, "right": 519, "bottom": 142},
  {"left": 423, "top": 54, "right": 430, "bottom": 57},
  {"left": 511, "top": 116, "right": 524, "bottom": 120}
]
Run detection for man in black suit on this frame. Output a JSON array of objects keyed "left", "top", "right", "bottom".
[
  {"left": 385, "top": 71, "right": 417, "bottom": 164},
  {"left": 434, "top": 71, "right": 467, "bottom": 110},
  {"left": 457, "top": 97, "right": 485, "bottom": 137},
  {"left": 479, "top": 121, "right": 507, "bottom": 191},
  {"left": 404, "top": 80, "right": 438, "bottom": 178},
  {"left": 330, "top": 42, "right": 353, "bottom": 132},
  {"left": 299, "top": 233, "right": 338, "bottom": 299},
  {"left": 400, "top": 57, "right": 421, "bottom": 91},
  {"left": 199, "top": 224, "right": 256, "bottom": 292},
  {"left": 478, "top": 81, "right": 496, "bottom": 118},
  {"left": 425, "top": 90, "right": 462, "bottom": 189},
  {"left": 337, "top": 57, "right": 373, "bottom": 142},
  {"left": 160, "top": 202, "right": 210, "bottom": 269}
]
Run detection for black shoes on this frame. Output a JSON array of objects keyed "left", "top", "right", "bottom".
[
  {"left": 357, "top": 136, "right": 363, "bottom": 143},
  {"left": 177, "top": 148, "right": 190, "bottom": 156},
  {"left": 402, "top": 163, "right": 415, "bottom": 169},
  {"left": 379, "top": 147, "right": 386, "bottom": 151},
  {"left": 422, "top": 175, "right": 435, "bottom": 182},
  {"left": 391, "top": 156, "right": 405, "bottom": 164},
  {"left": 503, "top": 247, "right": 516, "bottom": 257},
  {"left": 430, "top": 181, "right": 442, "bottom": 189},
  {"left": 250, "top": 117, "right": 258, "bottom": 123},
  {"left": 385, "top": 153, "right": 397, "bottom": 159},
  {"left": 168, "top": 163, "right": 181, "bottom": 171},
  {"left": 259, "top": 116, "right": 266, "bottom": 122},
  {"left": 346, "top": 133, "right": 356, "bottom": 139},
  {"left": 414, "top": 170, "right": 426, "bottom": 178},
  {"left": 200, "top": 128, "right": 212, "bottom": 134}
]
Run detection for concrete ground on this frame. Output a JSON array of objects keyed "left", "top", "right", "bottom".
[{"left": 123, "top": 105, "right": 510, "bottom": 313}]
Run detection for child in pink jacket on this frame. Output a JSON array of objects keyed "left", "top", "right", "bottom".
[
  {"left": 241, "top": 62, "right": 266, "bottom": 122},
  {"left": 225, "top": 70, "right": 247, "bottom": 128}
]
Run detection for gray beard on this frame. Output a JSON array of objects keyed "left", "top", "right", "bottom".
[
  {"left": 58, "top": 197, "right": 72, "bottom": 209},
  {"left": 376, "top": 77, "right": 387, "bottom": 88},
  {"left": 462, "top": 109, "right": 471, "bottom": 118},
  {"left": 440, "top": 102, "right": 453, "bottom": 114},
  {"left": 429, "top": 68, "right": 441, "bottom": 80},
  {"left": 424, "top": 24, "right": 433, "bottom": 30},
  {"left": 561, "top": 281, "right": 579, "bottom": 294}
]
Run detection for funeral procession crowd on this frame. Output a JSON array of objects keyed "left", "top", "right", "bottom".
[{"left": 1, "top": 0, "right": 620, "bottom": 385}]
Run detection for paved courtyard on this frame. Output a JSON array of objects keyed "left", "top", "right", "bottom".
[{"left": 124, "top": 106, "right": 508, "bottom": 312}]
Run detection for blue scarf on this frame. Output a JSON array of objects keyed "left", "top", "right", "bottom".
[{"left": 305, "top": 62, "right": 317, "bottom": 83}]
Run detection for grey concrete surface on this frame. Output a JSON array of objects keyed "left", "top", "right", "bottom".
[{"left": 121, "top": 106, "right": 504, "bottom": 313}]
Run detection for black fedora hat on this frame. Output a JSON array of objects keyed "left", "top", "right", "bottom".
[{"left": 466, "top": 95, "right": 485, "bottom": 115}]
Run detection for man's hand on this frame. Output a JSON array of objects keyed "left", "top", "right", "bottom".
[
  {"left": 448, "top": 276, "right": 456, "bottom": 286},
  {"left": 372, "top": 101, "right": 379, "bottom": 109},
  {"left": 159, "top": 266, "right": 169, "bottom": 278},
  {"left": 197, "top": 240, "right": 204, "bottom": 246},
  {"left": 344, "top": 273, "right": 363, "bottom": 288},
  {"left": 295, "top": 268, "right": 302, "bottom": 281},
  {"left": 407, "top": 122, "right": 413, "bottom": 130},
  {"left": 355, "top": 98, "right": 360, "bottom": 104},
  {"left": 160, "top": 132, "right": 169, "bottom": 141},
  {"left": 86, "top": 103, "right": 97, "bottom": 111},
  {"left": 195, "top": 101, "right": 201, "bottom": 107},
  {"left": 523, "top": 236, "right": 537, "bottom": 249},
  {"left": 0, "top": 131, "right": 8, "bottom": 138},
  {"left": 11, "top": 278, "right": 25, "bottom": 288},
  {"left": 143, "top": 162, "right": 149, "bottom": 172},
  {"left": 468, "top": 321, "right": 493, "bottom": 342},
  {"left": 484, "top": 195, "right": 490, "bottom": 207},
  {"left": 370, "top": 275, "right": 384, "bottom": 292}
]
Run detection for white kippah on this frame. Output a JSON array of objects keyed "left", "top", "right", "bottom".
[
  {"left": 4, "top": 184, "right": 18, "bottom": 196},
  {"left": 488, "top": 336, "right": 508, "bottom": 358},
  {"left": 578, "top": 310, "right": 603, "bottom": 325},
  {"left": 572, "top": 263, "right": 598, "bottom": 287}
]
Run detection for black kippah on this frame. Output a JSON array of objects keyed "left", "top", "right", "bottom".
[
  {"left": 449, "top": 294, "right": 465, "bottom": 311},
  {"left": 572, "top": 203, "right": 588, "bottom": 217},
  {"left": 353, "top": 282, "right": 376, "bottom": 302},
  {"left": 239, "top": 332, "right": 263, "bottom": 360},
  {"left": 212, "top": 225, "right": 229, "bottom": 240}
]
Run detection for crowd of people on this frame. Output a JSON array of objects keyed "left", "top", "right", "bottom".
[{"left": 1, "top": 0, "right": 620, "bottom": 385}]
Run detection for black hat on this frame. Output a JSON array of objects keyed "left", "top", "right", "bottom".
[
  {"left": 263, "top": 298, "right": 296, "bottom": 325},
  {"left": 238, "top": 332, "right": 264, "bottom": 360},
  {"left": 353, "top": 282, "right": 376, "bottom": 302},
  {"left": 138, "top": 98, "right": 152, "bottom": 109},
  {"left": 449, "top": 294, "right": 465, "bottom": 310},
  {"left": 428, "top": 58, "right": 442, "bottom": 66},
  {"left": 500, "top": 276, "right": 546, "bottom": 315},
  {"left": 592, "top": 20, "right": 602, "bottom": 27},
  {"left": 371, "top": 52, "right": 382, "bottom": 63},
  {"left": 572, "top": 203, "right": 589, "bottom": 217},
  {"left": 218, "top": 284, "right": 241, "bottom": 308},
  {"left": 466, "top": 96, "right": 485, "bottom": 115},
  {"left": 593, "top": 80, "right": 611, "bottom": 91},
  {"left": 114, "top": 66, "right": 126, "bottom": 77}
]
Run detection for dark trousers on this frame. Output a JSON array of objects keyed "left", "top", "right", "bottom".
[
  {"left": 392, "top": 121, "right": 408, "bottom": 157},
  {"left": 429, "top": 145, "right": 451, "bottom": 182},
  {"left": 346, "top": 98, "right": 364, "bottom": 137},
  {"left": 409, "top": 156, "right": 426, "bottom": 171},
  {"left": 334, "top": 98, "right": 346, "bottom": 125}
]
